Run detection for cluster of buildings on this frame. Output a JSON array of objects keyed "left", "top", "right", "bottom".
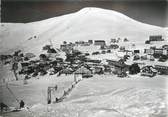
[
  {"left": 60, "top": 40, "right": 106, "bottom": 52},
  {"left": 144, "top": 45, "right": 168, "bottom": 56},
  {"left": 1, "top": 35, "right": 168, "bottom": 80}
]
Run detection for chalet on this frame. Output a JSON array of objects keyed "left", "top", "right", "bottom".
[
  {"left": 134, "top": 50, "right": 140, "bottom": 54},
  {"left": 101, "top": 50, "right": 106, "bottom": 54},
  {"left": 92, "top": 66, "right": 104, "bottom": 74},
  {"left": 107, "top": 59, "right": 129, "bottom": 75},
  {"left": 160, "top": 45, "right": 168, "bottom": 55},
  {"left": 133, "top": 55, "right": 140, "bottom": 60},
  {"left": 39, "top": 54, "right": 48, "bottom": 61},
  {"left": 60, "top": 44, "right": 67, "bottom": 51},
  {"left": 25, "top": 53, "right": 36, "bottom": 59},
  {"left": 117, "top": 72, "right": 127, "bottom": 78},
  {"left": 61, "top": 67, "right": 74, "bottom": 75},
  {"left": 81, "top": 42, "right": 90, "bottom": 46},
  {"left": 155, "top": 65, "right": 168, "bottom": 75},
  {"left": 74, "top": 64, "right": 93, "bottom": 79},
  {"left": 60, "top": 44, "right": 74, "bottom": 52},
  {"left": 94, "top": 40, "right": 106, "bottom": 46},
  {"left": 125, "top": 50, "right": 133, "bottom": 56},
  {"left": 69, "top": 64, "right": 79, "bottom": 71},
  {"left": 149, "top": 55, "right": 155, "bottom": 61},
  {"left": 162, "top": 45, "right": 168, "bottom": 50},
  {"left": 141, "top": 66, "right": 157, "bottom": 77},
  {"left": 120, "top": 46, "right": 125, "bottom": 52},
  {"left": 111, "top": 39, "right": 117, "bottom": 43},
  {"left": 154, "top": 48, "right": 168, "bottom": 56},
  {"left": 103, "top": 65, "right": 112, "bottom": 73},
  {"left": 100, "top": 45, "right": 106, "bottom": 50},
  {"left": 141, "top": 55, "right": 148, "bottom": 60},
  {"left": 47, "top": 53, "right": 58, "bottom": 60},
  {"left": 74, "top": 65, "right": 92, "bottom": 75},
  {"left": 21, "top": 62, "right": 30, "bottom": 70},
  {"left": 154, "top": 48, "right": 163, "bottom": 55},
  {"left": 163, "top": 49, "right": 168, "bottom": 55},
  {"left": 144, "top": 49, "right": 154, "bottom": 55},
  {"left": 108, "top": 44, "right": 119, "bottom": 49},
  {"left": 47, "top": 48, "right": 57, "bottom": 53},
  {"left": 145, "top": 47, "right": 168, "bottom": 56},
  {"left": 75, "top": 41, "right": 85, "bottom": 45},
  {"left": 149, "top": 35, "right": 164, "bottom": 41},
  {"left": 88, "top": 40, "right": 93, "bottom": 44},
  {"left": 43, "top": 45, "right": 51, "bottom": 50}
]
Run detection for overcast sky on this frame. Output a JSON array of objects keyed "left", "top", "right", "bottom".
[
  {"left": 1, "top": 0, "right": 167, "bottom": 1},
  {"left": 1, "top": 0, "right": 168, "bottom": 27}
]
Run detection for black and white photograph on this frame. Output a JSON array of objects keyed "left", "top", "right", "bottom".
[{"left": 0, "top": 0, "right": 168, "bottom": 117}]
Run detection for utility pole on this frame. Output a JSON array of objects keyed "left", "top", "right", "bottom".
[{"left": 47, "top": 85, "right": 57, "bottom": 104}]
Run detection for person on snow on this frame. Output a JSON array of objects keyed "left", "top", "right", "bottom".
[{"left": 19, "top": 100, "right": 25, "bottom": 109}]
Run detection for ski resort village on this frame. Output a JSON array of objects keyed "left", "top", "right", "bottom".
[{"left": 0, "top": 8, "right": 168, "bottom": 117}]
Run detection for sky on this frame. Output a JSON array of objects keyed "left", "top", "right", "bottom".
[
  {"left": 1, "top": 0, "right": 168, "bottom": 27},
  {"left": 1, "top": 0, "right": 167, "bottom": 1}
]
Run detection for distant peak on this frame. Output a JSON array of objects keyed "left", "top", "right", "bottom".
[
  {"left": 79, "top": 7, "right": 120, "bottom": 13},
  {"left": 79, "top": 7, "right": 113, "bottom": 13},
  {"left": 77, "top": 7, "right": 130, "bottom": 18}
]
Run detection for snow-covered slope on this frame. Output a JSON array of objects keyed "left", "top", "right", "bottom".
[{"left": 0, "top": 7, "right": 167, "bottom": 54}]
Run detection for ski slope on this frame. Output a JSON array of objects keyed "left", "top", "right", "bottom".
[{"left": 0, "top": 7, "right": 167, "bottom": 54}]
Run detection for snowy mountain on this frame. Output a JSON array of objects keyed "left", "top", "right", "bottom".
[{"left": 0, "top": 7, "right": 167, "bottom": 54}]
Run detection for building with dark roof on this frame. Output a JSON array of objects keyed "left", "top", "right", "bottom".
[
  {"left": 94, "top": 40, "right": 106, "bottom": 46},
  {"left": 149, "top": 35, "right": 164, "bottom": 41}
]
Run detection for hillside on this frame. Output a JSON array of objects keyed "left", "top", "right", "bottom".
[
  {"left": 0, "top": 7, "right": 167, "bottom": 54},
  {"left": 0, "top": 7, "right": 168, "bottom": 117}
]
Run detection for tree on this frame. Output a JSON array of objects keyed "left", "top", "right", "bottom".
[
  {"left": 129, "top": 63, "right": 140, "bottom": 74},
  {"left": 124, "top": 38, "right": 129, "bottom": 42},
  {"left": 43, "top": 45, "right": 51, "bottom": 50},
  {"left": 123, "top": 55, "right": 130, "bottom": 61},
  {"left": 63, "top": 41, "right": 67, "bottom": 45},
  {"left": 65, "top": 53, "right": 75, "bottom": 63},
  {"left": 145, "top": 40, "right": 150, "bottom": 44},
  {"left": 39, "top": 54, "right": 48, "bottom": 61},
  {"left": 47, "top": 48, "right": 57, "bottom": 53}
]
